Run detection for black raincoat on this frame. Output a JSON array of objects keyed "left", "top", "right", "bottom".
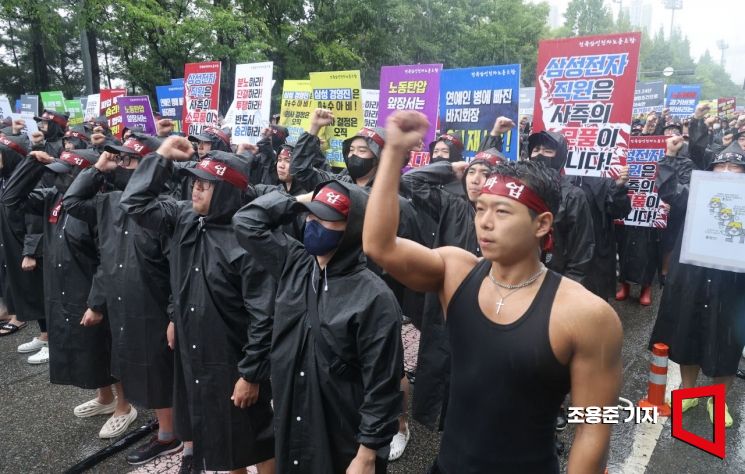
[
  {"left": 399, "top": 161, "right": 479, "bottom": 429},
  {"left": 526, "top": 131, "right": 595, "bottom": 287},
  {"left": 0, "top": 155, "right": 113, "bottom": 388},
  {"left": 233, "top": 184, "right": 403, "bottom": 474},
  {"left": 63, "top": 166, "right": 173, "bottom": 408},
  {"left": 616, "top": 226, "right": 661, "bottom": 287},
  {"left": 0, "top": 136, "right": 45, "bottom": 322},
  {"left": 569, "top": 175, "right": 631, "bottom": 299},
  {"left": 649, "top": 148, "right": 745, "bottom": 376},
  {"left": 120, "top": 153, "right": 275, "bottom": 471}
]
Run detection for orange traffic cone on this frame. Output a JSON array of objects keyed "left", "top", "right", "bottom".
[{"left": 639, "top": 343, "right": 672, "bottom": 417}]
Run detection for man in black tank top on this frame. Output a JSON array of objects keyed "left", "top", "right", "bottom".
[{"left": 364, "top": 111, "right": 623, "bottom": 473}]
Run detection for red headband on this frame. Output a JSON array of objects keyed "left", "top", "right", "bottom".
[
  {"left": 40, "top": 111, "right": 68, "bottom": 128},
  {"left": 481, "top": 174, "right": 553, "bottom": 252},
  {"left": 197, "top": 159, "right": 248, "bottom": 190},
  {"left": 204, "top": 127, "right": 231, "bottom": 146},
  {"left": 60, "top": 151, "right": 91, "bottom": 169},
  {"left": 473, "top": 151, "right": 503, "bottom": 166},
  {"left": 438, "top": 134, "right": 464, "bottom": 151},
  {"left": 122, "top": 138, "right": 152, "bottom": 158},
  {"left": 0, "top": 136, "right": 28, "bottom": 156},
  {"left": 357, "top": 128, "right": 385, "bottom": 148},
  {"left": 65, "top": 130, "right": 90, "bottom": 142},
  {"left": 314, "top": 186, "right": 350, "bottom": 218}
]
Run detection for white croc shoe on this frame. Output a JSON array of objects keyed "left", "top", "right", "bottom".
[
  {"left": 18, "top": 337, "right": 48, "bottom": 354},
  {"left": 388, "top": 424, "right": 411, "bottom": 461},
  {"left": 99, "top": 406, "right": 138, "bottom": 439},
  {"left": 27, "top": 346, "right": 49, "bottom": 364},
  {"left": 74, "top": 398, "right": 117, "bottom": 418}
]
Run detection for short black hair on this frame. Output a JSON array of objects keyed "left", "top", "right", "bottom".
[{"left": 490, "top": 160, "right": 561, "bottom": 217}]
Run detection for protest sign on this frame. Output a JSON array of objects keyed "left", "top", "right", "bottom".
[
  {"left": 519, "top": 87, "right": 535, "bottom": 117},
  {"left": 279, "top": 79, "right": 314, "bottom": 145},
  {"left": 0, "top": 95, "right": 13, "bottom": 120},
  {"left": 231, "top": 61, "right": 273, "bottom": 144},
  {"left": 407, "top": 151, "right": 431, "bottom": 169},
  {"left": 680, "top": 171, "right": 745, "bottom": 273},
  {"left": 183, "top": 61, "right": 221, "bottom": 136},
  {"left": 118, "top": 96, "right": 157, "bottom": 135},
  {"left": 633, "top": 81, "right": 664, "bottom": 116},
  {"left": 20, "top": 94, "right": 38, "bottom": 117},
  {"left": 438, "top": 64, "right": 520, "bottom": 161},
  {"left": 378, "top": 64, "right": 442, "bottom": 144},
  {"left": 40, "top": 91, "right": 66, "bottom": 112},
  {"left": 717, "top": 97, "right": 736, "bottom": 119},
  {"left": 85, "top": 94, "right": 100, "bottom": 121},
  {"left": 99, "top": 88, "right": 127, "bottom": 138},
  {"left": 665, "top": 84, "right": 700, "bottom": 119},
  {"left": 155, "top": 83, "right": 184, "bottom": 133},
  {"left": 533, "top": 32, "right": 641, "bottom": 178},
  {"left": 616, "top": 136, "right": 668, "bottom": 228},
  {"left": 65, "top": 100, "right": 84, "bottom": 126},
  {"left": 309, "top": 70, "right": 363, "bottom": 167},
  {"left": 362, "top": 89, "right": 379, "bottom": 128}
]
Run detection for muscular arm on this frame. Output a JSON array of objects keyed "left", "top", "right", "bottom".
[
  {"left": 364, "top": 136, "right": 449, "bottom": 293},
  {"left": 566, "top": 295, "right": 623, "bottom": 473}
]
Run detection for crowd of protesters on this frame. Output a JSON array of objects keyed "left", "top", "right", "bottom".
[{"left": 0, "top": 97, "right": 743, "bottom": 473}]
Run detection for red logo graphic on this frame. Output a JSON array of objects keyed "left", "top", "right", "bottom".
[{"left": 670, "top": 384, "right": 726, "bottom": 459}]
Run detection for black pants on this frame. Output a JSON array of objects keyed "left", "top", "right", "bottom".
[{"left": 38, "top": 318, "right": 47, "bottom": 332}]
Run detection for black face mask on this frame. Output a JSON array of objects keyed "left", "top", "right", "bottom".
[
  {"left": 112, "top": 167, "right": 135, "bottom": 191},
  {"left": 532, "top": 153, "right": 563, "bottom": 171},
  {"left": 346, "top": 154, "right": 378, "bottom": 181},
  {"left": 431, "top": 155, "right": 451, "bottom": 164},
  {"left": 54, "top": 173, "right": 74, "bottom": 193}
]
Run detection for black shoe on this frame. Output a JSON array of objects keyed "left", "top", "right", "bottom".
[
  {"left": 555, "top": 411, "right": 568, "bottom": 432},
  {"left": 179, "top": 454, "right": 195, "bottom": 474},
  {"left": 737, "top": 369, "right": 745, "bottom": 380},
  {"left": 126, "top": 435, "right": 183, "bottom": 465}
]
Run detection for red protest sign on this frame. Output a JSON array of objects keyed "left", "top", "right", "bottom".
[
  {"left": 183, "top": 61, "right": 221, "bottom": 136},
  {"left": 615, "top": 135, "right": 668, "bottom": 228},
  {"left": 99, "top": 88, "right": 127, "bottom": 139},
  {"left": 532, "top": 32, "right": 641, "bottom": 179},
  {"left": 717, "top": 97, "right": 736, "bottom": 119}
]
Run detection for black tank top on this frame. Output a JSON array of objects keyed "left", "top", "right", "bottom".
[{"left": 437, "top": 259, "right": 571, "bottom": 474}]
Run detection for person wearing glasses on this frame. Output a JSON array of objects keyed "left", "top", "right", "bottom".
[{"left": 121, "top": 137, "right": 276, "bottom": 474}]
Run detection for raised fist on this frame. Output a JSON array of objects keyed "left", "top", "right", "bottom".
[{"left": 384, "top": 111, "right": 430, "bottom": 153}]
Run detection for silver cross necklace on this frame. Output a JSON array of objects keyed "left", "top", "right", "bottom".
[{"left": 487, "top": 264, "right": 546, "bottom": 315}]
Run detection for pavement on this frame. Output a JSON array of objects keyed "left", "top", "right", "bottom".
[{"left": 2, "top": 284, "right": 745, "bottom": 473}]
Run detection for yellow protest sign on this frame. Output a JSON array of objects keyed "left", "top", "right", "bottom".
[
  {"left": 309, "top": 70, "right": 363, "bottom": 167},
  {"left": 279, "top": 80, "right": 315, "bottom": 145}
]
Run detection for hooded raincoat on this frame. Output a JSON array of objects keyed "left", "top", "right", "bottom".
[
  {"left": 0, "top": 135, "right": 45, "bottom": 322},
  {"left": 233, "top": 183, "right": 403, "bottom": 474},
  {"left": 63, "top": 161, "right": 173, "bottom": 408},
  {"left": 649, "top": 144, "right": 745, "bottom": 376},
  {"left": 1, "top": 150, "right": 113, "bottom": 388},
  {"left": 120, "top": 151, "right": 275, "bottom": 471}
]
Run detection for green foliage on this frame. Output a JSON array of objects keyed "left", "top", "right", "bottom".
[{"left": 0, "top": 0, "right": 742, "bottom": 111}]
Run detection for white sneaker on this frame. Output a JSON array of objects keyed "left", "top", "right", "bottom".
[
  {"left": 18, "top": 337, "right": 47, "bottom": 354},
  {"left": 74, "top": 398, "right": 117, "bottom": 418},
  {"left": 388, "top": 424, "right": 411, "bottom": 461},
  {"left": 99, "top": 406, "right": 138, "bottom": 439},
  {"left": 742, "top": 346, "right": 745, "bottom": 358},
  {"left": 27, "top": 346, "right": 49, "bottom": 364}
]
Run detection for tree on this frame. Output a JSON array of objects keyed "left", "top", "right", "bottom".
[{"left": 560, "top": 0, "right": 614, "bottom": 37}]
